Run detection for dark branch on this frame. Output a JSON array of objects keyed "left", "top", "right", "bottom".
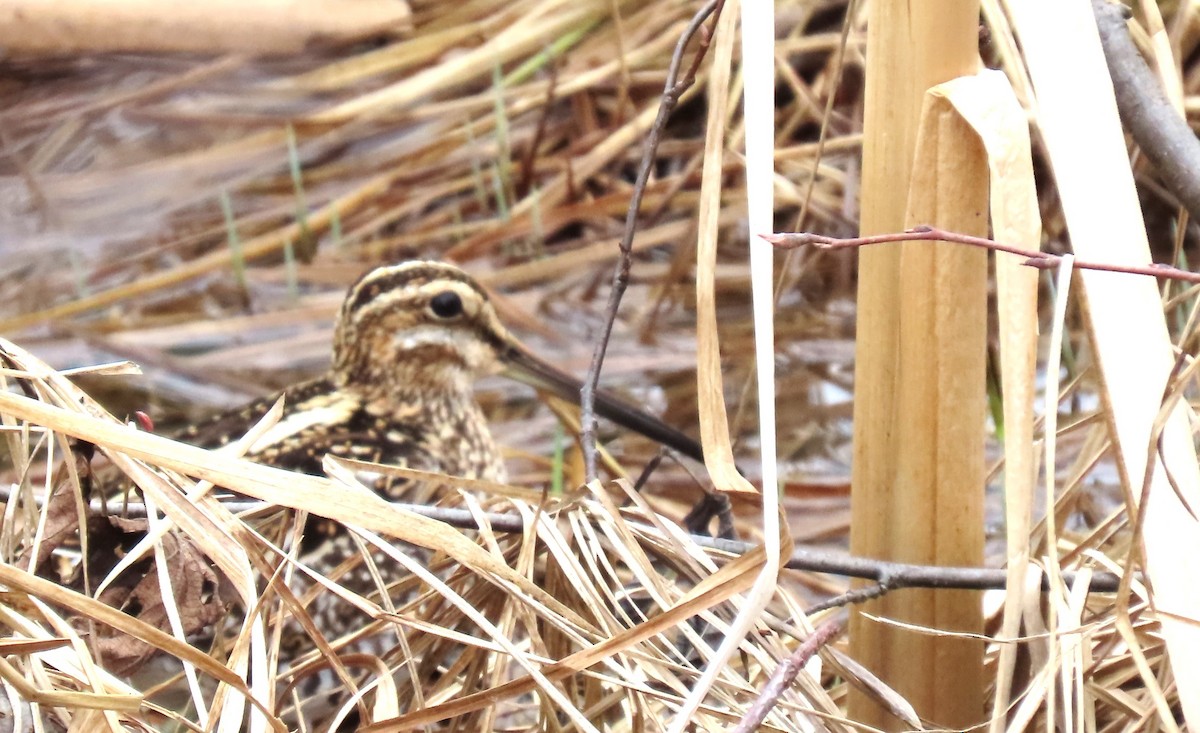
[
  {"left": 1092, "top": 0, "right": 1200, "bottom": 226},
  {"left": 42, "top": 490, "right": 1125, "bottom": 595}
]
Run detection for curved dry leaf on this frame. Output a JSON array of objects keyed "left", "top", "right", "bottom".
[{"left": 91, "top": 528, "right": 228, "bottom": 676}]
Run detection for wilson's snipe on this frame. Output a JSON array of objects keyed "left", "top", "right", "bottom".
[
  {"left": 179, "top": 261, "right": 705, "bottom": 646},
  {"left": 179, "top": 260, "right": 704, "bottom": 485},
  {"left": 164, "top": 260, "right": 709, "bottom": 720}
]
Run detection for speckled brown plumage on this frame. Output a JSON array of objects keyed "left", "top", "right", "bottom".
[
  {"left": 181, "top": 259, "right": 706, "bottom": 497},
  {"left": 178, "top": 374, "right": 504, "bottom": 495},
  {"left": 178, "top": 261, "right": 509, "bottom": 490},
  {"left": 175, "top": 262, "right": 517, "bottom": 680},
  {"left": 173, "top": 260, "right": 707, "bottom": 691}
]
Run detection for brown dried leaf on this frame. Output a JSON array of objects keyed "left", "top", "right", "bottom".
[
  {"left": 87, "top": 527, "right": 228, "bottom": 676},
  {"left": 16, "top": 478, "right": 81, "bottom": 576}
]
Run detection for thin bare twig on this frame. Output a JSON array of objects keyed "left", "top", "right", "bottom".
[
  {"left": 580, "top": 0, "right": 724, "bottom": 481},
  {"left": 731, "top": 618, "right": 844, "bottom": 733},
  {"left": 763, "top": 225, "right": 1200, "bottom": 284},
  {"left": 27, "top": 488, "right": 1124, "bottom": 593},
  {"left": 805, "top": 582, "right": 890, "bottom": 614}
]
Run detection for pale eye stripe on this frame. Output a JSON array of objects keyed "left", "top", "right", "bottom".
[{"left": 344, "top": 263, "right": 481, "bottom": 316}]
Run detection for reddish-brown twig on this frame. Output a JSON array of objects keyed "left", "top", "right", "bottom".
[
  {"left": 762, "top": 226, "right": 1200, "bottom": 284},
  {"left": 731, "top": 618, "right": 845, "bottom": 733}
]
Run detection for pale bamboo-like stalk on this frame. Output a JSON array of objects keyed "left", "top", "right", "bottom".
[{"left": 848, "top": 0, "right": 984, "bottom": 727}]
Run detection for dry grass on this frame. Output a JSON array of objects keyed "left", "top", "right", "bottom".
[{"left": 0, "top": 0, "right": 1195, "bottom": 730}]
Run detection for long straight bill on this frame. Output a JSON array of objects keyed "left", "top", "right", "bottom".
[{"left": 499, "top": 343, "right": 706, "bottom": 465}]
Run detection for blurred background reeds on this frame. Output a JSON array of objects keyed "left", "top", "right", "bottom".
[{"left": 0, "top": 0, "right": 1195, "bottom": 730}]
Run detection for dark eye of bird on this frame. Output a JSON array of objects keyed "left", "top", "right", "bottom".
[{"left": 429, "top": 291, "right": 464, "bottom": 319}]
